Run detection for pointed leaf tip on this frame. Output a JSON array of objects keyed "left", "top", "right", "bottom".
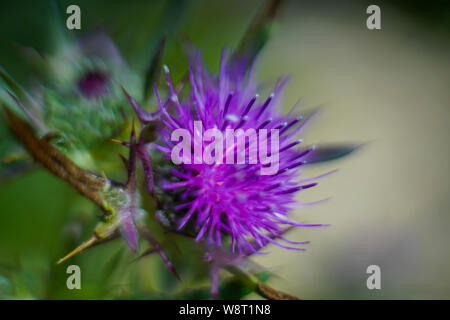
[
  {"left": 303, "top": 143, "right": 363, "bottom": 164},
  {"left": 57, "top": 236, "right": 97, "bottom": 264},
  {"left": 121, "top": 86, "right": 159, "bottom": 123}
]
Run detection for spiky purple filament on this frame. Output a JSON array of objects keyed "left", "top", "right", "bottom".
[{"left": 153, "top": 52, "right": 325, "bottom": 254}]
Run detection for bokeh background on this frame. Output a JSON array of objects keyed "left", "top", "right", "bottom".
[{"left": 0, "top": 0, "right": 449, "bottom": 299}]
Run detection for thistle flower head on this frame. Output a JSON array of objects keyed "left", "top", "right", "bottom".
[
  {"left": 1, "top": 32, "right": 140, "bottom": 170},
  {"left": 154, "top": 52, "right": 324, "bottom": 254}
]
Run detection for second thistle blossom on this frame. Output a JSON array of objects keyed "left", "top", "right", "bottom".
[{"left": 152, "top": 52, "right": 327, "bottom": 254}]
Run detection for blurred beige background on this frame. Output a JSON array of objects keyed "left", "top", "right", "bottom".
[{"left": 248, "top": 1, "right": 450, "bottom": 299}]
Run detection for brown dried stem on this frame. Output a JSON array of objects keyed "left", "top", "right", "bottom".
[{"left": 2, "top": 106, "right": 110, "bottom": 214}]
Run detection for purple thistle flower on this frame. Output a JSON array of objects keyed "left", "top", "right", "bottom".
[{"left": 153, "top": 51, "right": 327, "bottom": 254}]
